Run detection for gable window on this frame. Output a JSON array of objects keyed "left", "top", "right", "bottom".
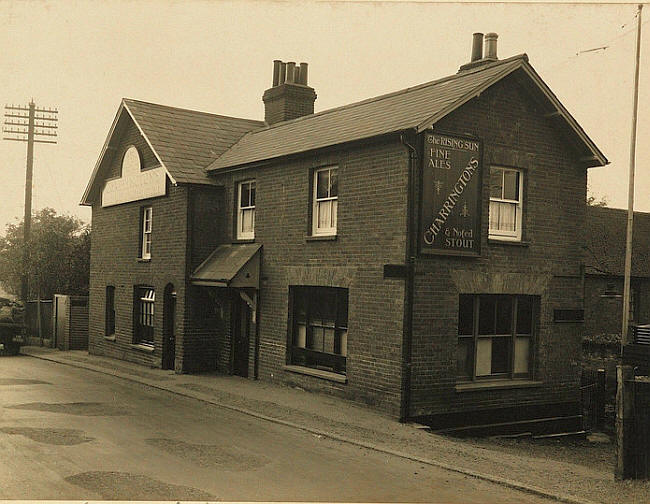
[
  {"left": 134, "top": 287, "right": 155, "bottom": 346},
  {"left": 141, "top": 206, "right": 152, "bottom": 259},
  {"left": 489, "top": 167, "right": 523, "bottom": 241},
  {"left": 457, "top": 294, "right": 536, "bottom": 381},
  {"left": 237, "top": 180, "right": 256, "bottom": 240},
  {"left": 105, "top": 286, "right": 115, "bottom": 337},
  {"left": 289, "top": 286, "right": 348, "bottom": 375},
  {"left": 312, "top": 167, "right": 338, "bottom": 236}
]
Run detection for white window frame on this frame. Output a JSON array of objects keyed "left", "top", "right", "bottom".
[
  {"left": 237, "top": 180, "right": 256, "bottom": 240},
  {"left": 489, "top": 166, "right": 523, "bottom": 241},
  {"left": 141, "top": 207, "right": 152, "bottom": 259},
  {"left": 135, "top": 287, "right": 155, "bottom": 346},
  {"left": 312, "top": 166, "right": 338, "bottom": 236}
]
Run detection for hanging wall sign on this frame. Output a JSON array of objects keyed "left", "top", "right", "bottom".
[{"left": 420, "top": 131, "right": 482, "bottom": 256}]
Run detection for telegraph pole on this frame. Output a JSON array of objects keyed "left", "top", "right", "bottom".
[
  {"left": 3, "top": 101, "right": 58, "bottom": 302},
  {"left": 621, "top": 4, "right": 643, "bottom": 351}
]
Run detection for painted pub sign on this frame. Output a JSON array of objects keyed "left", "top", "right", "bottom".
[{"left": 420, "top": 131, "right": 482, "bottom": 256}]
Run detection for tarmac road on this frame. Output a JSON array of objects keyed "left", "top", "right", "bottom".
[{"left": 0, "top": 355, "right": 553, "bottom": 502}]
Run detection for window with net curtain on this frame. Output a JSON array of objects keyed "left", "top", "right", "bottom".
[
  {"left": 489, "top": 166, "right": 523, "bottom": 241},
  {"left": 289, "top": 286, "right": 348, "bottom": 374},
  {"left": 457, "top": 294, "right": 536, "bottom": 381},
  {"left": 237, "top": 180, "right": 256, "bottom": 240},
  {"left": 312, "top": 167, "right": 338, "bottom": 236}
]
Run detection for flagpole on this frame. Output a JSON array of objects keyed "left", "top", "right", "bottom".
[{"left": 621, "top": 3, "right": 643, "bottom": 353}]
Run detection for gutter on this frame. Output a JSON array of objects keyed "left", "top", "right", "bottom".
[{"left": 399, "top": 130, "right": 418, "bottom": 422}]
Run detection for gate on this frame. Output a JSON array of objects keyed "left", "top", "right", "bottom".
[{"left": 581, "top": 368, "right": 606, "bottom": 431}]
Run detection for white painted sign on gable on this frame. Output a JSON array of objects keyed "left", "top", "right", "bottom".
[{"left": 101, "top": 145, "right": 167, "bottom": 207}]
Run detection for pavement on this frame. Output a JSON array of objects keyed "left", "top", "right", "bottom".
[{"left": 18, "top": 346, "right": 648, "bottom": 504}]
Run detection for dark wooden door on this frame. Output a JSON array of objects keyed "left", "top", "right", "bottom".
[
  {"left": 162, "top": 286, "right": 176, "bottom": 370},
  {"left": 232, "top": 294, "right": 250, "bottom": 377}
]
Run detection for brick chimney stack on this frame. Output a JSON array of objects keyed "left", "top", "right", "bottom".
[
  {"left": 263, "top": 60, "right": 317, "bottom": 125},
  {"left": 458, "top": 32, "right": 499, "bottom": 72}
]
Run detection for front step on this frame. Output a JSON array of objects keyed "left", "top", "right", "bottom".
[{"left": 430, "top": 414, "right": 584, "bottom": 438}]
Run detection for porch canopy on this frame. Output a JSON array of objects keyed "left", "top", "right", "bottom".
[{"left": 191, "top": 244, "right": 261, "bottom": 288}]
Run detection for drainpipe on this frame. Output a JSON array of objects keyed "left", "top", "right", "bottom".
[{"left": 399, "top": 130, "right": 418, "bottom": 423}]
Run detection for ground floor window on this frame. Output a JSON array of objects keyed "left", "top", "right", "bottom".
[
  {"left": 134, "top": 287, "right": 155, "bottom": 345},
  {"left": 457, "top": 294, "right": 537, "bottom": 381},
  {"left": 289, "top": 286, "right": 348, "bottom": 374}
]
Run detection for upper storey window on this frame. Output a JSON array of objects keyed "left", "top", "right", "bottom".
[
  {"left": 141, "top": 206, "right": 152, "bottom": 259},
  {"left": 237, "top": 180, "right": 256, "bottom": 240},
  {"left": 312, "top": 167, "right": 338, "bottom": 236},
  {"left": 489, "top": 166, "right": 523, "bottom": 241}
]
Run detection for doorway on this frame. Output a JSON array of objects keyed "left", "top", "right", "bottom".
[
  {"left": 231, "top": 292, "right": 250, "bottom": 377},
  {"left": 162, "top": 284, "right": 176, "bottom": 370}
]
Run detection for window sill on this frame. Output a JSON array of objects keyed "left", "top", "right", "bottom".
[
  {"left": 104, "top": 334, "right": 116, "bottom": 342},
  {"left": 233, "top": 238, "right": 255, "bottom": 244},
  {"left": 455, "top": 379, "right": 542, "bottom": 393},
  {"left": 488, "top": 238, "right": 530, "bottom": 247},
  {"left": 130, "top": 343, "right": 154, "bottom": 353},
  {"left": 137, "top": 258, "right": 151, "bottom": 263},
  {"left": 283, "top": 365, "right": 347, "bottom": 384},
  {"left": 306, "top": 234, "right": 337, "bottom": 242}
]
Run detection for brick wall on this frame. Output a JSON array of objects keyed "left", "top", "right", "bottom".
[
  {"left": 584, "top": 276, "right": 650, "bottom": 337},
  {"left": 262, "top": 84, "right": 317, "bottom": 125},
  {"left": 408, "top": 74, "right": 587, "bottom": 419},
  {"left": 210, "top": 139, "right": 409, "bottom": 414},
  {"left": 89, "top": 181, "right": 189, "bottom": 369}
]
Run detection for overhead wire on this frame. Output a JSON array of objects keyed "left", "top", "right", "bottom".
[{"left": 539, "top": 11, "right": 647, "bottom": 74}]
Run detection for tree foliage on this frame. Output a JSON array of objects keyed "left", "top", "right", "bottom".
[{"left": 0, "top": 208, "right": 90, "bottom": 299}]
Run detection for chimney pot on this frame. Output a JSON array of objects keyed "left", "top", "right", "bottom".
[
  {"left": 299, "top": 62, "right": 308, "bottom": 85},
  {"left": 263, "top": 59, "right": 316, "bottom": 124},
  {"left": 272, "top": 60, "right": 281, "bottom": 87},
  {"left": 484, "top": 32, "right": 498, "bottom": 60},
  {"left": 471, "top": 33, "right": 484, "bottom": 62},
  {"left": 295, "top": 65, "right": 303, "bottom": 85},
  {"left": 286, "top": 62, "right": 296, "bottom": 83}
]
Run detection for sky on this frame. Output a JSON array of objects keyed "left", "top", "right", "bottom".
[{"left": 0, "top": 0, "right": 648, "bottom": 233}]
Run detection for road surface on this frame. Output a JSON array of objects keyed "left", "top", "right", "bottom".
[{"left": 0, "top": 355, "right": 552, "bottom": 502}]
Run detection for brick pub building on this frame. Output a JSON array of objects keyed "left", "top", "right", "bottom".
[{"left": 82, "top": 34, "right": 608, "bottom": 432}]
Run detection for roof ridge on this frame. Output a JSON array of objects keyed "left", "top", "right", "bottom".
[
  {"left": 588, "top": 205, "right": 650, "bottom": 216},
  {"left": 250, "top": 54, "right": 528, "bottom": 135},
  {"left": 123, "top": 98, "right": 264, "bottom": 125}
]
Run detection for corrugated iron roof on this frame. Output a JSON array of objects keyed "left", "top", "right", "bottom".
[
  {"left": 124, "top": 99, "right": 264, "bottom": 185},
  {"left": 191, "top": 243, "right": 261, "bottom": 286},
  {"left": 585, "top": 206, "right": 650, "bottom": 277}
]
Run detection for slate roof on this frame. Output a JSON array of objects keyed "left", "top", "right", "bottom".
[
  {"left": 81, "top": 100, "right": 263, "bottom": 204},
  {"left": 124, "top": 99, "right": 264, "bottom": 185},
  {"left": 191, "top": 243, "right": 261, "bottom": 286},
  {"left": 585, "top": 206, "right": 650, "bottom": 277},
  {"left": 207, "top": 54, "right": 607, "bottom": 171}
]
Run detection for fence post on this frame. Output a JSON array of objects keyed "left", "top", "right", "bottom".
[
  {"left": 616, "top": 365, "right": 636, "bottom": 479},
  {"left": 596, "top": 368, "right": 606, "bottom": 430}
]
